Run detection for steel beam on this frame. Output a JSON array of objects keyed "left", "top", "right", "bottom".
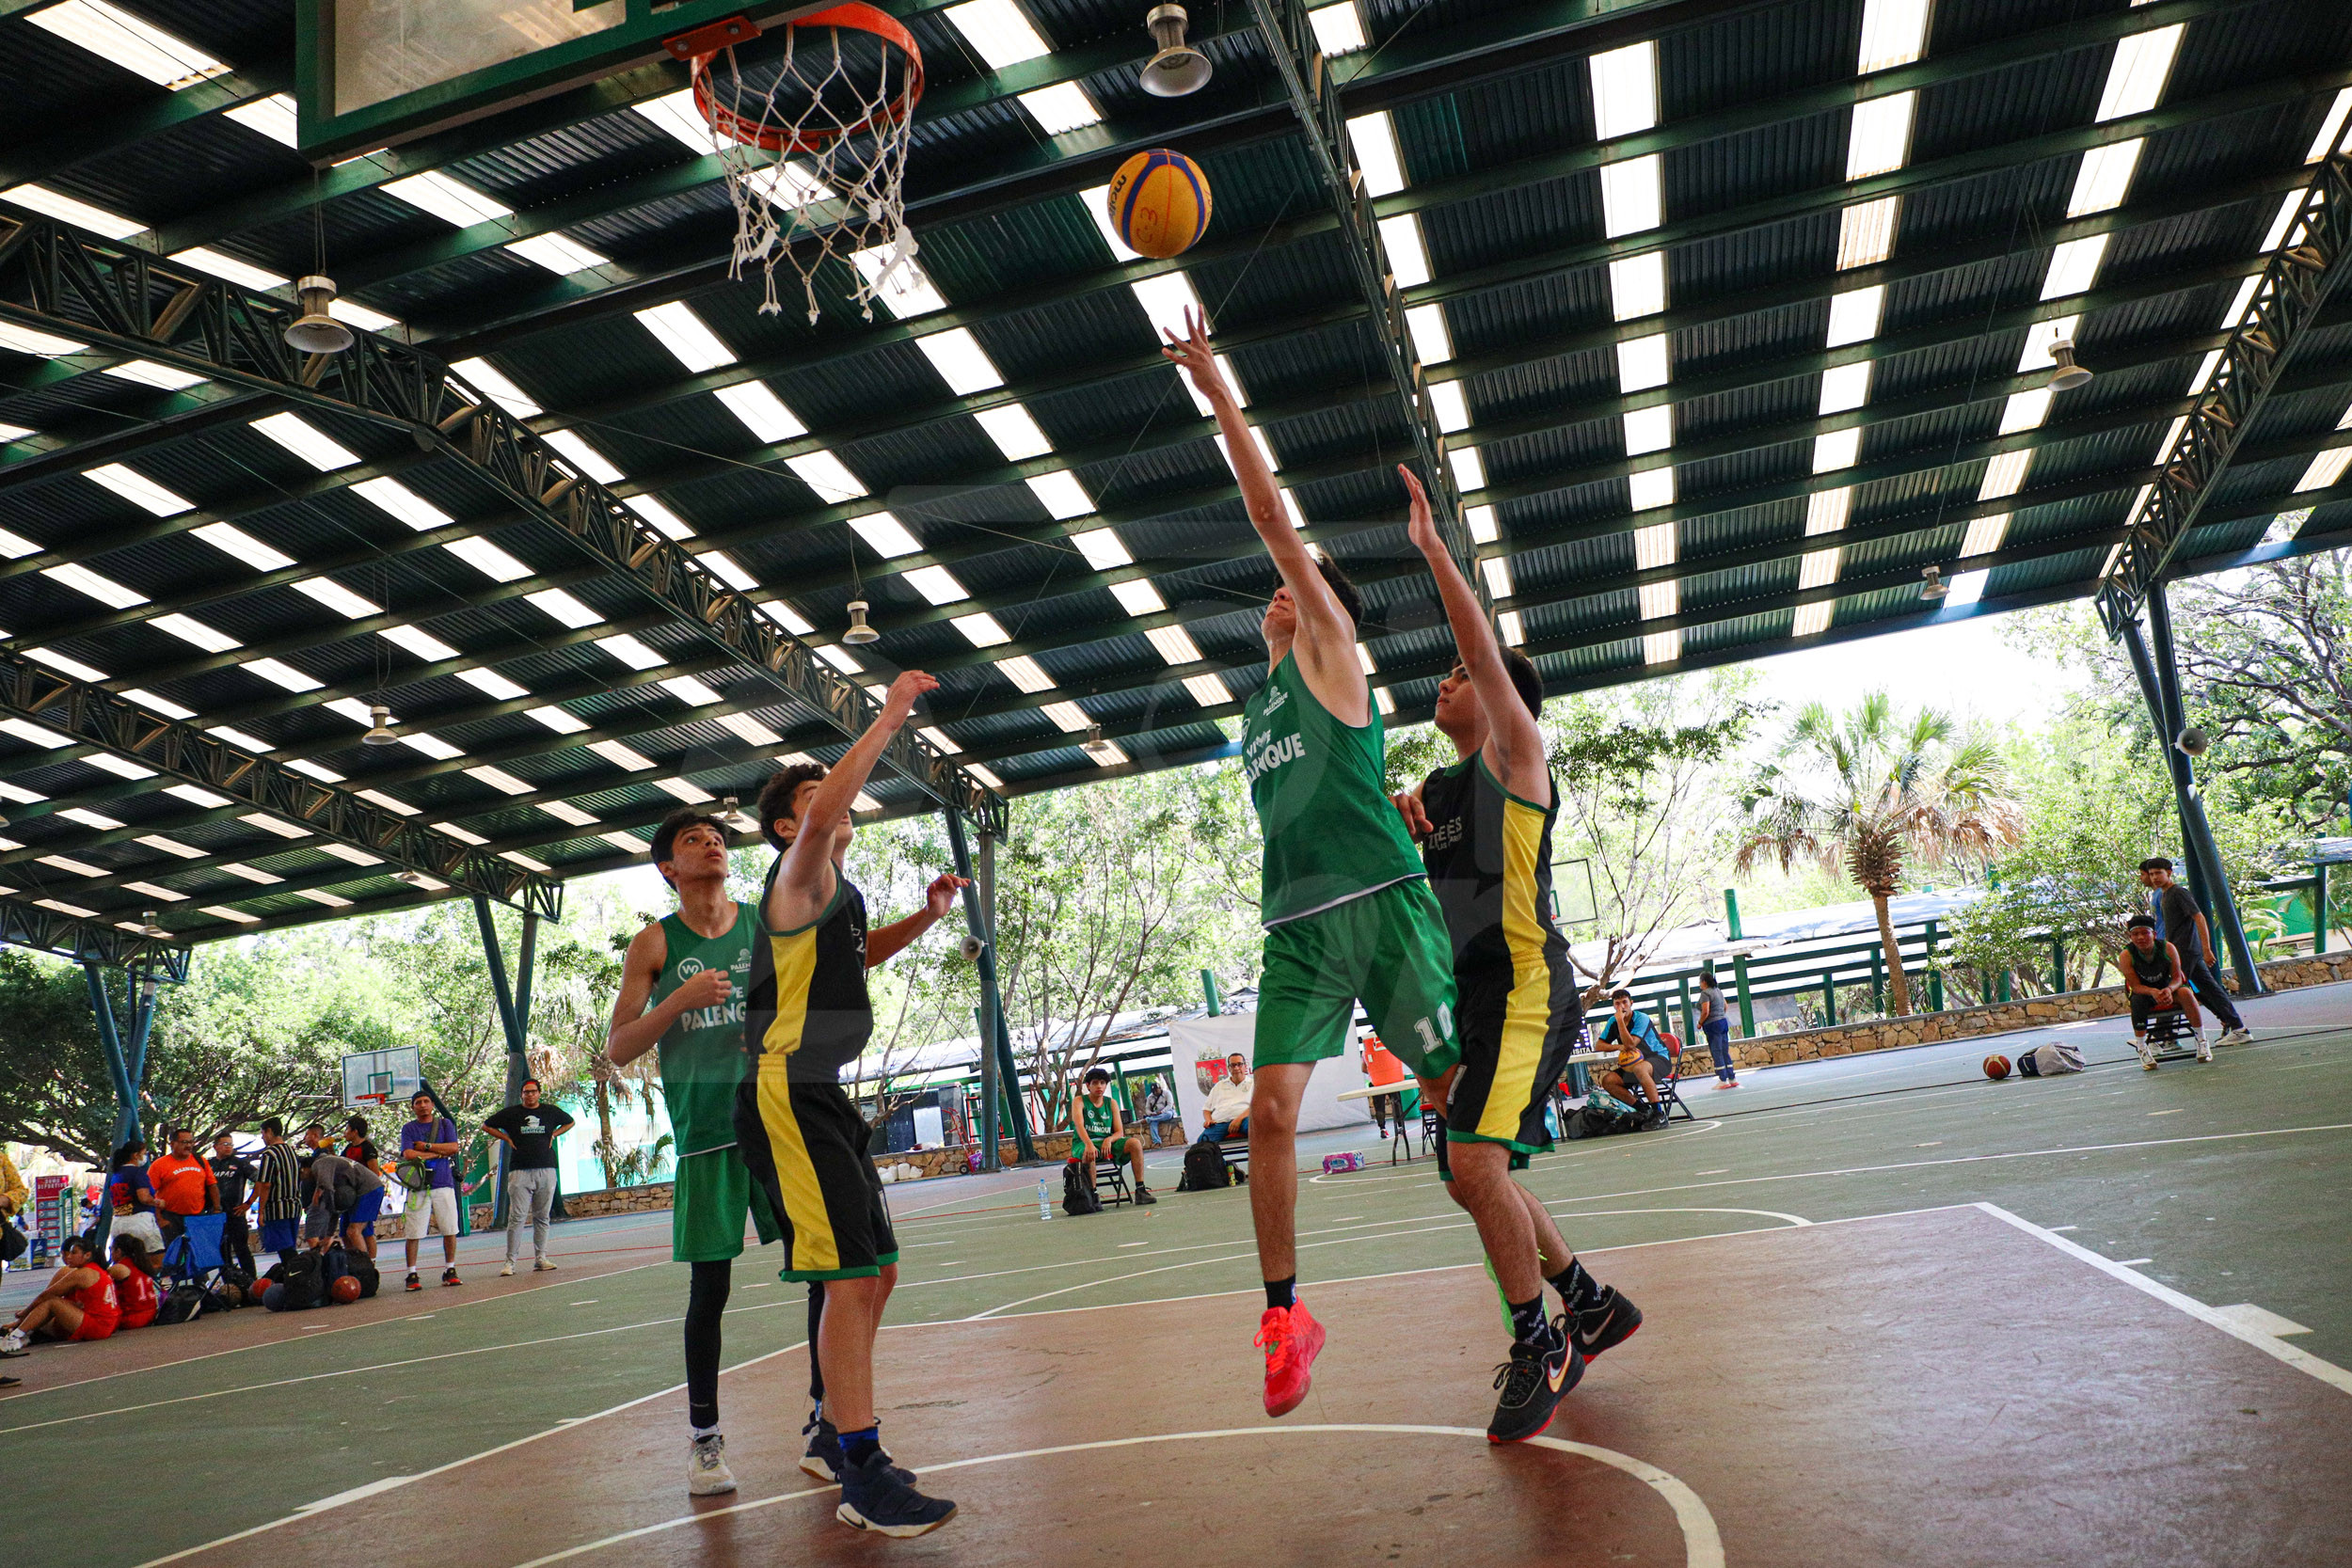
[{"left": 0, "top": 891, "right": 190, "bottom": 977}]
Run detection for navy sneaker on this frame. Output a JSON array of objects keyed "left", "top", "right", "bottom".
[
  {"left": 1570, "top": 1287, "right": 1643, "bottom": 1361},
  {"left": 800, "top": 1410, "right": 916, "bottom": 1484},
  {"left": 835, "top": 1449, "right": 955, "bottom": 1537},
  {"left": 1487, "top": 1321, "right": 1582, "bottom": 1444}
]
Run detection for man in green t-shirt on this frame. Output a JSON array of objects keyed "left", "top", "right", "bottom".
[
  {"left": 1165, "top": 309, "right": 1461, "bottom": 1422},
  {"left": 608, "top": 809, "right": 781, "bottom": 1498}
]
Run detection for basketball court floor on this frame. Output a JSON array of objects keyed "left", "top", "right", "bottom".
[{"left": 5, "top": 982, "right": 2346, "bottom": 1567}]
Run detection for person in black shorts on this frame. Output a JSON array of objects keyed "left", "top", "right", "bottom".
[
  {"left": 207, "top": 1132, "right": 258, "bottom": 1278},
  {"left": 2121, "top": 914, "right": 2212, "bottom": 1068},
  {"left": 1391, "top": 468, "right": 1642, "bottom": 1443},
  {"left": 2137, "top": 858, "right": 2249, "bottom": 1046}
]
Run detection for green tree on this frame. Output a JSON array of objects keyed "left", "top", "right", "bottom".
[{"left": 1738, "top": 692, "right": 2023, "bottom": 1016}]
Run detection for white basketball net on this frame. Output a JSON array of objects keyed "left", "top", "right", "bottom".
[{"left": 697, "top": 28, "right": 919, "bottom": 325}]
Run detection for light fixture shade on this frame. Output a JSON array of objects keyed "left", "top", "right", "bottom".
[
  {"left": 362, "top": 703, "right": 399, "bottom": 745},
  {"left": 1918, "top": 564, "right": 1948, "bottom": 600},
  {"left": 141, "top": 910, "right": 165, "bottom": 936},
  {"left": 285, "top": 275, "right": 357, "bottom": 355},
  {"left": 2047, "top": 338, "right": 2091, "bottom": 391},
  {"left": 395, "top": 868, "right": 424, "bottom": 885},
  {"left": 1141, "top": 3, "right": 1212, "bottom": 97},
  {"left": 842, "top": 599, "right": 881, "bottom": 644}
]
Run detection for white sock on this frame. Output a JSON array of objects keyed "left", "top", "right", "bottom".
[{"left": 692, "top": 1424, "right": 719, "bottom": 1442}]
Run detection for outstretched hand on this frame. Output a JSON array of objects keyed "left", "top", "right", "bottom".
[
  {"left": 923, "top": 871, "right": 970, "bottom": 919},
  {"left": 880, "top": 669, "right": 939, "bottom": 725},
  {"left": 1398, "top": 464, "right": 1440, "bottom": 557},
  {"left": 1159, "top": 305, "right": 1227, "bottom": 403},
  {"left": 1391, "top": 789, "right": 1432, "bottom": 840}
]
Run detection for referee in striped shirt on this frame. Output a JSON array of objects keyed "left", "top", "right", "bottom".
[{"left": 251, "top": 1118, "right": 304, "bottom": 1264}]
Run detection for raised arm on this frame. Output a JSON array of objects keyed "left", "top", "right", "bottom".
[
  {"left": 866, "top": 871, "right": 969, "bottom": 968},
  {"left": 768, "top": 670, "right": 939, "bottom": 931},
  {"left": 1402, "top": 464, "right": 1547, "bottom": 803}
]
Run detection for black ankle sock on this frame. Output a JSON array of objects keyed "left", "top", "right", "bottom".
[
  {"left": 1549, "top": 1259, "right": 1601, "bottom": 1312},
  {"left": 1264, "top": 1275, "right": 1296, "bottom": 1311},
  {"left": 1508, "top": 1294, "right": 1551, "bottom": 1345},
  {"left": 841, "top": 1426, "right": 881, "bottom": 1466}
]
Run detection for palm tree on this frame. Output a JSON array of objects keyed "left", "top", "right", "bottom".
[{"left": 1736, "top": 692, "right": 2024, "bottom": 1016}]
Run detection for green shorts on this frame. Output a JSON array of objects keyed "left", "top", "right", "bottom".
[
  {"left": 1255, "top": 879, "right": 1459, "bottom": 1077},
  {"left": 1077, "top": 1134, "right": 1139, "bottom": 1164},
  {"left": 671, "top": 1145, "right": 784, "bottom": 1263}
]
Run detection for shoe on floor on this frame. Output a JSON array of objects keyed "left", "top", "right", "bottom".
[
  {"left": 1257, "top": 1301, "right": 1327, "bottom": 1418},
  {"left": 1569, "top": 1286, "right": 1644, "bottom": 1361},
  {"left": 1133, "top": 1186, "right": 1158, "bottom": 1205},
  {"left": 2135, "top": 1037, "right": 2159, "bottom": 1071},
  {"left": 0, "top": 1373, "right": 19, "bottom": 1386},
  {"left": 835, "top": 1449, "right": 955, "bottom": 1537},
  {"left": 0, "top": 1329, "right": 30, "bottom": 1357},
  {"left": 801, "top": 1410, "right": 916, "bottom": 1485},
  {"left": 441, "top": 1267, "right": 461, "bottom": 1287},
  {"left": 2195, "top": 1035, "right": 2214, "bottom": 1063},
  {"left": 688, "top": 1433, "right": 737, "bottom": 1496},
  {"left": 499, "top": 1261, "right": 515, "bottom": 1277},
  {"left": 2218, "top": 1028, "right": 2251, "bottom": 1046},
  {"left": 1487, "top": 1322, "right": 1583, "bottom": 1444},
  {"left": 533, "top": 1258, "right": 558, "bottom": 1271},
  {"left": 405, "top": 1271, "right": 422, "bottom": 1292}
]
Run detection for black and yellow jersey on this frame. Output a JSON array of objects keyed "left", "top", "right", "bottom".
[
  {"left": 1418, "top": 752, "right": 1570, "bottom": 974},
  {"left": 742, "top": 857, "right": 873, "bottom": 1084}
]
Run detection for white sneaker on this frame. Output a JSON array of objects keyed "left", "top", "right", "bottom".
[
  {"left": 2218, "top": 1028, "right": 2251, "bottom": 1047},
  {"left": 689, "top": 1433, "right": 738, "bottom": 1496},
  {"left": 533, "top": 1259, "right": 558, "bottom": 1272},
  {"left": 2195, "top": 1035, "right": 2214, "bottom": 1063},
  {"left": 0, "top": 1329, "right": 29, "bottom": 1357},
  {"left": 499, "top": 1261, "right": 515, "bottom": 1277},
  {"left": 2136, "top": 1037, "right": 2159, "bottom": 1070}
]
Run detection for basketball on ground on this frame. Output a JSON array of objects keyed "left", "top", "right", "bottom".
[
  {"left": 1983, "top": 1053, "right": 2011, "bottom": 1081},
  {"left": 330, "top": 1275, "right": 363, "bottom": 1304},
  {"left": 1106, "top": 149, "right": 1213, "bottom": 259}
]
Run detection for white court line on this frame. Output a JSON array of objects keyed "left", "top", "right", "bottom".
[
  {"left": 493, "top": 1426, "right": 1724, "bottom": 1568},
  {"left": 1976, "top": 1203, "right": 2352, "bottom": 1398}
]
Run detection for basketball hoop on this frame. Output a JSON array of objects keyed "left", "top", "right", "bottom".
[{"left": 671, "top": 5, "right": 925, "bottom": 324}]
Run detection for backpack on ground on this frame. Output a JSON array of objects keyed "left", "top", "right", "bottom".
[
  {"left": 1564, "top": 1096, "right": 1645, "bottom": 1140},
  {"left": 1060, "top": 1161, "right": 1102, "bottom": 1215},
  {"left": 268, "top": 1250, "right": 326, "bottom": 1311},
  {"left": 1177, "top": 1140, "right": 1233, "bottom": 1193},
  {"left": 152, "top": 1278, "right": 209, "bottom": 1325},
  {"left": 2014, "top": 1041, "right": 2087, "bottom": 1077},
  {"left": 346, "top": 1253, "right": 380, "bottom": 1299}
]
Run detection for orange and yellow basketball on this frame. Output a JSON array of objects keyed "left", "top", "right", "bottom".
[
  {"left": 1983, "top": 1053, "right": 2011, "bottom": 1081},
  {"left": 1105, "top": 149, "right": 1213, "bottom": 260}
]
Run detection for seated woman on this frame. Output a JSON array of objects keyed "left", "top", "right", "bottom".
[
  {"left": 0, "top": 1234, "right": 121, "bottom": 1355},
  {"left": 110, "top": 1236, "right": 161, "bottom": 1329},
  {"left": 1591, "top": 989, "right": 1672, "bottom": 1128}
]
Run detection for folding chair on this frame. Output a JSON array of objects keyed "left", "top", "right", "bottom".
[
  {"left": 158, "top": 1211, "right": 228, "bottom": 1292},
  {"left": 1651, "top": 1034, "right": 1694, "bottom": 1125},
  {"left": 1089, "top": 1154, "right": 1132, "bottom": 1208},
  {"left": 2144, "top": 1008, "right": 2198, "bottom": 1064}
]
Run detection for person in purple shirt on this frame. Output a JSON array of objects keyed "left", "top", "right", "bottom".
[{"left": 397, "top": 1091, "right": 465, "bottom": 1291}]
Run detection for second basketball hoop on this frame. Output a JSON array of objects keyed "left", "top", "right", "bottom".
[{"left": 668, "top": 5, "right": 926, "bottom": 324}]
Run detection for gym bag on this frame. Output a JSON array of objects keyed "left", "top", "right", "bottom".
[
  {"left": 1060, "top": 1162, "right": 1102, "bottom": 1215},
  {"left": 2014, "top": 1041, "right": 2088, "bottom": 1077},
  {"left": 1176, "top": 1140, "right": 1233, "bottom": 1193}
]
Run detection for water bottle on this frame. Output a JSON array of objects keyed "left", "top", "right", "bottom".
[{"left": 1038, "top": 1175, "right": 1053, "bottom": 1221}]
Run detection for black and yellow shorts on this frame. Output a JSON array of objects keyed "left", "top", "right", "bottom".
[
  {"left": 1436, "top": 958, "right": 1578, "bottom": 1180},
  {"left": 735, "top": 1069, "right": 898, "bottom": 1282}
]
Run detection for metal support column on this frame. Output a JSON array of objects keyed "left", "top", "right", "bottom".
[
  {"left": 1924, "top": 919, "right": 1945, "bottom": 1011},
  {"left": 1724, "top": 890, "right": 1755, "bottom": 1038},
  {"left": 81, "top": 958, "right": 137, "bottom": 1154},
  {"left": 946, "top": 807, "right": 1032, "bottom": 1167},
  {"left": 2316, "top": 859, "right": 2331, "bottom": 955},
  {"left": 2146, "top": 585, "right": 2265, "bottom": 994},
  {"left": 1676, "top": 975, "right": 1694, "bottom": 1045}
]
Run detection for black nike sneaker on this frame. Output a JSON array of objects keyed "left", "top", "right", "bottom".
[
  {"left": 1487, "top": 1321, "right": 1582, "bottom": 1443},
  {"left": 1570, "top": 1287, "right": 1643, "bottom": 1361}
]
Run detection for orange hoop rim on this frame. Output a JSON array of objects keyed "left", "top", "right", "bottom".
[{"left": 689, "top": 3, "right": 926, "bottom": 157}]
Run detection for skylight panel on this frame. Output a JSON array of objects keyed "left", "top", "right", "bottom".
[
  {"left": 1978, "top": 451, "right": 2031, "bottom": 500},
  {"left": 2016, "top": 315, "right": 2078, "bottom": 372},
  {"left": 44, "top": 562, "right": 148, "bottom": 609},
  {"left": 1310, "top": 3, "right": 1368, "bottom": 55},
  {"left": 976, "top": 404, "right": 1054, "bottom": 460},
  {"left": 208, "top": 724, "right": 271, "bottom": 752},
  {"left": 2309, "top": 89, "right": 2352, "bottom": 164},
  {"left": 635, "top": 302, "right": 736, "bottom": 372},
  {"left": 237, "top": 813, "right": 308, "bottom": 840},
  {"left": 588, "top": 739, "right": 656, "bottom": 771},
  {"left": 761, "top": 601, "right": 814, "bottom": 635},
  {"left": 1960, "top": 514, "right": 2010, "bottom": 557},
  {"left": 916, "top": 328, "right": 1004, "bottom": 394},
  {"left": 1072, "top": 528, "right": 1132, "bottom": 569},
  {"left": 852, "top": 247, "right": 947, "bottom": 316},
  {"left": 1077, "top": 183, "right": 1144, "bottom": 262},
  {"left": 543, "top": 428, "right": 625, "bottom": 483},
  {"left": 1807, "top": 487, "right": 1852, "bottom": 533},
  {"left": 1811, "top": 427, "right": 1862, "bottom": 472},
  {"left": 224, "top": 94, "right": 301, "bottom": 148},
  {"left": 1837, "top": 198, "right": 1900, "bottom": 269},
  {"left": 1855, "top": 0, "right": 1931, "bottom": 73},
  {"left": 1643, "top": 629, "right": 1681, "bottom": 665},
  {"left": 452, "top": 358, "right": 542, "bottom": 418},
  {"left": 787, "top": 451, "right": 867, "bottom": 500},
  {"left": 324, "top": 696, "right": 375, "bottom": 726},
  {"left": 250, "top": 412, "right": 360, "bottom": 470},
  {"left": 2067, "top": 139, "right": 2142, "bottom": 217},
  {"left": 1465, "top": 505, "right": 1499, "bottom": 543},
  {"left": 244, "top": 657, "right": 320, "bottom": 692},
  {"left": 633, "top": 88, "right": 717, "bottom": 150},
  {"left": 402, "top": 732, "right": 463, "bottom": 761},
  {"left": 1481, "top": 558, "right": 1513, "bottom": 598},
  {"left": 597, "top": 632, "right": 664, "bottom": 670},
  {"left": 0, "top": 526, "right": 32, "bottom": 556},
  {"left": 918, "top": 726, "right": 963, "bottom": 755},
  {"left": 1404, "top": 303, "right": 1453, "bottom": 365},
  {"left": 1628, "top": 467, "right": 1677, "bottom": 511},
  {"left": 1588, "top": 41, "right": 1660, "bottom": 140},
  {"left": 712, "top": 381, "right": 807, "bottom": 444},
  {"left": 443, "top": 537, "right": 532, "bottom": 581},
  {"left": 1998, "top": 388, "right": 2051, "bottom": 435},
  {"left": 818, "top": 644, "right": 864, "bottom": 673},
  {"left": 717, "top": 713, "right": 782, "bottom": 746},
  {"left": 1448, "top": 446, "right": 1486, "bottom": 493},
  {"left": 526, "top": 587, "right": 603, "bottom": 628},
  {"left": 2040, "top": 235, "right": 2108, "bottom": 300},
  {"left": 1615, "top": 334, "right": 1670, "bottom": 392},
  {"left": 656, "top": 777, "right": 714, "bottom": 802},
  {"left": 1128, "top": 270, "right": 1204, "bottom": 342},
  {"left": 1182, "top": 673, "right": 1231, "bottom": 706},
  {"left": 945, "top": 0, "right": 1051, "bottom": 68},
  {"left": 851, "top": 512, "right": 923, "bottom": 558},
  {"left": 1798, "top": 549, "right": 1841, "bottom": 590},
  {"left": 56, "top": 806, "right": 123, "bottom": 830},
  {"left": 1621, "top": 404, "right": 1674, "bottom": 455},
  {"left": 87, "top": 753, "right": 157, "bottom": 780},
  {"left": 169, "top": 246, "right": 288, "bottom": 291},
  {"left": 1377, "top": 214, "right": 1431, "bottom": 289},
  {"left": 467, "top": 766, "right": 531, "bottom": 795},
  {"left": 903, "top": 565, "right": 970, "bottom": 605},
  {"left": 386, "top": 171, "right": 514, "bottom": 227},
  {"left": 1148, "top": 625, "right": 1203, "bottom": 664},
  {"left": 124, "top": 881, "right": 187, "bottom": 902},
  {"left": 355, "top": 476, "right": 453, "bottom": 530},
  {"left": 1027, "top": 470, "right": 1093, "bottom": 519},
  {"left": 1598, "top": 155, "right": 1662, "bottom": 237},
  {"left": 1609, "top": 253, "right": 1667, "bottom": 320},
  {"left": 626, "top": 496, "right": 695, "bottom": 540},
  {"left": 0, "top": 320, "right": 86, "bottom": 356},
  {"left": 1111, "top": 579, "right": 1165, "bottom": 615},
  {"left": 540, "top": 800, "right": 599, "bottom": 827},
  {"left": 1824, "top": 285, "right": 1884, "bottom": 347},
  {"left": 1632, "top": 521, "right": 1677, "bottom": 570},
  {"left": 1818, "top": 362, "right": 1872, "bottom": 415},
  {"left": 103, "top": 360, "right": 207, "bottom": 390},
  {"left": 383, "top": 624, "right": 459, "bottom": 662},
  {"left": 0, "top": 717, "right": 71, "bottom": 748},
  {"left": 2096, "top": 25, "right": 2183, "bottom": 122},
  {"left": 28, "top": 647, "right": 106, "bottom": 682},
  {"left": 951, "top": 610, "right": 1011, "bottom": 646},
  {"left": 0, "top": 420, "right": 28, "bottom": 441},
  {"left": 197, "top": 904, "right": 262, "bottom": 925},
  {"left": 1, "top": 182, "right": 143, "bottom": 236},
  {"left": 85, "top": 463, "right": 191, "bottom": 516},
  {"left": 1041, "top": 700, "right": 1092, "bottom": 732},
  {"left": 661, "top": 673, "right": 723, "bottom": 705},
  {"left": 120, "top": 689, "right": 194, "bottom": 719},
  {"left": 26, "top": 1, "right": 228, "bottom": 88},
  {"left": 702, "top": 551, "right": 757, "bottom": 591},
  {"left": 332, "top": 298, "right": 402, "bottom": 333},
  {"left": 998, "top": 655, "right": 1056, "bottom": 693},
  {"left": 1845, "top": 92, "right": 1915, "bottom": 180},
  {"left": 505, "top": 233, "right": 608, "bottom": 274},
  {"left": 1020, "top": 83, "right": 1102, "bottom": 136},
  {"left": 188, "top": 523, "right": 295, "bottom": 576},
  {"left": 1345, "top": 112, "right": 1406, "bottom": 198}
]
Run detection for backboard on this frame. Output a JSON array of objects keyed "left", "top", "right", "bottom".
[
  {"left": 294, "top": 0, "right": 832, "bottom": 161},
  {"left": 342, "top": 1045, "right": 424, "bottom": 1112}
]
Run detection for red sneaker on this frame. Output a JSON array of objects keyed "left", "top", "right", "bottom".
[{"left": 1256, "top": 1303, "right": 1326, "bottom": 1418}]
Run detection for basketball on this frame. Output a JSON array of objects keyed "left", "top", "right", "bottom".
[
  {"left": 1106, "top": 149, "right": 1213, "bottom": 260},
  {"left": 330, "top": 1275, "right": 363, "bottom": 1305},
  {"left": 1983, "top": 1054, "right": 2011, "bottom": 1081}
]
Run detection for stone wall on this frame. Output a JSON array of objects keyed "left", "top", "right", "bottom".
[{"left": 1678, "top": 952, "right": 2352, "bottom": 1075}]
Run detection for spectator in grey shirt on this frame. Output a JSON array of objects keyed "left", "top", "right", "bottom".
[{"left": 1698, "top": 966, "right": 1737, "bottom": 1088}]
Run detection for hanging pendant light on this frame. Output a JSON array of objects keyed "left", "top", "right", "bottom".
[
  {"left": 2047, "top": 338, "right": 2091, "bottom": 391},
  {"left": 1140, "top": 4, "right": 1213, "bottom": 97},
  {"left": 140, "top": 910, "right": 166, "bottom": 937},
  {"left": 285, "top": 276, "right": 357, "bottom": 354},
  {"left": 362, "top": 704, "right": 399, "bottom": 745},
  {"left": 1918, "top": 564, "right": 1948, "bottom": 600},
  {"left": 842, "top": 600, "right": 880, "bottom": 644}
]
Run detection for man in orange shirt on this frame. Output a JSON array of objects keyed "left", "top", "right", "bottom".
[
  {"left": 147, "top": 1126, "right": 219, "bottom": 1245},
  {"left": 1359, "top": 1032, "right": 1420, "bottom": 1138}
]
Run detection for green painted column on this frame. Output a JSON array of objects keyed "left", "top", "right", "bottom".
[
  {"left": 1725, "top": 889, "right": 1755, "bottom": 1037},
  {"left": 1869, "top": 947, "right": 1885, "bottom": 1015},
  {"left": 2315, "top": 861, "right": 2329, "bottom": 956},
  {"left": 1925, "top": 919, "right": 1944, "bottom": 1011},
  {"left": 2051, "top": 937, "right": 2067, "bottom": 995},
  {"left": 1821, "top": 972, "right": 1836, "bottom": 1026},
  {"left": 1998, "top": 969, "right": 2012, "bottom": 1003},
  {"left": 1676, "top": 975, "right": 1695, "bottom": 1045},
  {"left": 1201, "top": 969, "right": 1223, "bottom": 1015}
]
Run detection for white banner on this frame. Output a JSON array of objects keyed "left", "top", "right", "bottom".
[{"left": 1166, "top": 1014, "right": 1376, "bottom": 1139}]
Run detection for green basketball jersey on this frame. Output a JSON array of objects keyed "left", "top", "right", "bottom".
[
  {"left": 1242, "top": 651, "right": 1426, "bottom": 926},
  {"left": 651, "top": 903, "right": 758, "bottom": 1159},
  {"left": 1080, "top": 1094, "right": 1118, "bottom": 1141}
]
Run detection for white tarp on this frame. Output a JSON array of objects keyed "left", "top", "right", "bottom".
[{"left": 1166, "top": 1014, "right": 1375, "bottom": 1138}]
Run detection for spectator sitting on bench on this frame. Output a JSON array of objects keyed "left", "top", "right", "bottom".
[
  {"left": 1072, "top": 1068, "right": 1156, "bottom": 1205},
  {"left": 109, "top": 1235, "right": 160, "bottom": 1330},
  {"left": 1593, "top": 990, "right": 1671, "bottom": 1129},
  {"left": 1200, "top": 1052, "right": 1253, "bottom": 1144},
  {"left": 0, "top": 1234, "right": 120, "bottom": 1356},
  {"left": 2122, "top": 913, "right": 2212, "bottom": 1069}
]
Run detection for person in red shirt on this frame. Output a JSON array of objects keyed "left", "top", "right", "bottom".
[
  {"left": 0, "top": 1235, "right": 120, "bottom": 1354},
  {"left": 147, "top": 1126, "right": 219, "bottom": 1245},
  {"left": 110, "top": 1236, "right": 161, "bottom": 1329}
]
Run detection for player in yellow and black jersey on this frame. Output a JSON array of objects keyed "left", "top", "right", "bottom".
[{"left": 1391, "top": 467, "right": 1643, "bottom": 1444}]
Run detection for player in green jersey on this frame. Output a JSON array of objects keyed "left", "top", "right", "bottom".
[
  {"left": 1165, "top": 309, "right": 1461, "bottom": 1419},
  {"left": 607, "top": 808, "right": 782, "bottom": 1497},
  {"left": 1071, "top": 1065, "right": 1154, "bottom": 1204}
]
